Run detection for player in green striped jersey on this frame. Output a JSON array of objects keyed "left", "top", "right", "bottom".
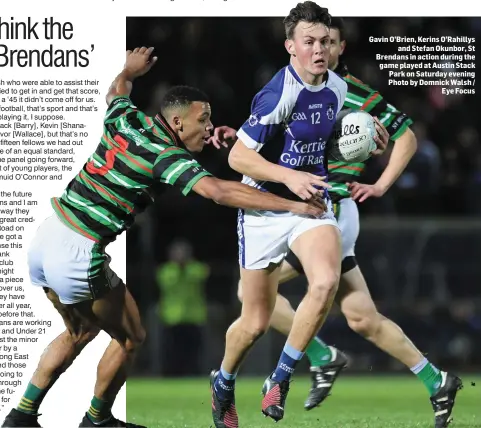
[
  {"left": 236, "top": 18, "right": 461, "bottom": 428},
  {"left": 2, "top": 47, "right": 326, "bottom": 428}
]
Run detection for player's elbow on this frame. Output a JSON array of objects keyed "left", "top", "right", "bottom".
[
  {"left": 237, "top": 279, "right": 244, "bottom": 302},
  {"left": 105, "top": 89, "right": 118, "bottom": 106},
  {"left": 228, "top": 141, "right": 246, "bottom": 173},
  {"left": 401, "top": 127, "right": 418, "bottom": 154},
  {"left": 407, "top": 127, "right": 418, "bottom": 152}
]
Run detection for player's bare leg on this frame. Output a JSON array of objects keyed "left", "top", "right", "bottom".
[
  {"left": 76, "top": 284, "right": 146, "bottom": 427},
  {"left": 1, "top": 289, "right": 100, "bottom": 428},
  {"left": 33, "top": 288, "right": 101, "bottom": 390},
  {"left": 223, "top": 266, "right": 280, "bottom": 373},
  {"left": 284, "top": 225, "right": 341, "bottom": 350},
  {"left": 336, "top": 266, "right": 462, "bottom": 427},
  {"left": 237, "top": 264, "right": 297, "bottom": 337},
  {"left": 29, "top": 328, "right": 99, "bottom": 388},
  {"left": 261, "top": 225, "right": 341, "bottom": 422},
  {"left": 211, "top": 266, "right": 280, "bottom": 428},
  {"left": 238, "top": 261, "right": 348, "bottom": 410},
  {"left": 338, "top": 267, "right": 421, "bottom": 366}
]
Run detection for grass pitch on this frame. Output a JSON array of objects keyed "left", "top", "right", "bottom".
[{"left": 127, "top": 375, "right": 480, "bottom": 428}]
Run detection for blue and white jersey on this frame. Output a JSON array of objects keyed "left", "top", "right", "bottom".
[{"left": 237, "top": 64, "right": 347, "bottom": 200}]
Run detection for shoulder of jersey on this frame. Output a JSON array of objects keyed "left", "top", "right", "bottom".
[{"left": 327, "top": 69, "right": 348, "bottom": 91}]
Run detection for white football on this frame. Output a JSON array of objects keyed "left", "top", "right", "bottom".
[{"left": 328, "top": 110, "right": 377, "bottom": 163}]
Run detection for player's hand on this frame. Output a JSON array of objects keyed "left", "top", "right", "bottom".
[
  {"left": 289, "top": 198, "right": 327, "bottom": 217},
  {"left": 284, "top": 170, "right": 331, "bottom": 201},
  {"left": 347, "top": 181, "right": 385, "bottom": 202},
  {"left": 206, "top": 126, "right": 237, "bottom": 149},
  {"left": 371, "top": 117, "right": 389, "bottom": 156},
  {"left": 124, "top": 47, "right": 158, "bottom": 79}
]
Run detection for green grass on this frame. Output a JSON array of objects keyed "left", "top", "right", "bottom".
[{"left": 127, "top": 375, "right": 481, "bottom": 428}]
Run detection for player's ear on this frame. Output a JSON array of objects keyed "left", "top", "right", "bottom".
[
  {"left": 172, "top": 115, "right": 183, "bottom": 132},
  {"left": 340, "top": 40, "right": 346, "bottom": 56},
  {"left": 285, "top": 39, "right": 296, "bottom": 57}
]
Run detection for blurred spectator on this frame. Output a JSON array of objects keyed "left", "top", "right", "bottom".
[{"left": 156, "top": 239, "right": 210, "bottom": 376}]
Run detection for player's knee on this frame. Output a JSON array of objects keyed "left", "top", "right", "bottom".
[
  {"left": 245, "top": 323, "right": 268, "bottom": 341},
  {"left": 79, "top": 327, "right": 101, "bottom": 345},
  {"left": 308, "top": 271, "right": 340, "bottom": 303},
  {"left": 237, "top": 280, "right": 243, "bottom": 303},
  {"left": 346, "top": 310, "right": 381, "bottom": 338},
  {"left": 70, "top": 325, "right": 101, "bottom": 348},
  {"left": 133, "top": 326, "right": 147, "bottom": 347},
  {"left": 242, "top": 315, "right": 269, "bottom": 340},
  {"left": 124, "top": 326, "right": 146, "bottom": 354},
  {"left": 341, "top": 292, "right": 380, "bottom": 337}
]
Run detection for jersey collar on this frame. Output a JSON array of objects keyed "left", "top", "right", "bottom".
[{"left": 288, "top": 63, "right": 329, "bottom": 92}]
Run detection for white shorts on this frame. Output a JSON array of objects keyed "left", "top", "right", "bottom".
[
  {"left": 28, "top": 214, "right": 122, "bottom": 304},
  {"left": 335, "top": 197, "right": 360, "bottom": 260},
  {"left": 284, "top": 197, "right": 360, "bottom": 274},
  {"left": 237, "top": 201, "right": 339, "bottom": 270}
]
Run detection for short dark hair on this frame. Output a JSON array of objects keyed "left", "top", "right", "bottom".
[
  {"left": 283, "top": 1, "right": 331, "bottom": 40},
  {"left": 160, "top": 85, "right": 209, "bottom": 116},
  {"left": 330, "top": 17, "right": 346, "bottom": 42}
]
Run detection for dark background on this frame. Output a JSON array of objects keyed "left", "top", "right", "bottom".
[{"left": 125, "top": 17, "right": 481, "bottom": 376}]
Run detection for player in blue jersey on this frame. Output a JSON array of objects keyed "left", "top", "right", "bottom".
[
  {"left": 210, "top": 3, "right": 357, "bottom": 426},
  {"left": 232, "top": 17, "right": 461, "bottom": 428}
]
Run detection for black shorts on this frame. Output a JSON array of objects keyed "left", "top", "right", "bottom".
[{"left": 284, "top": 251, "right": 357, "bottom": 275}]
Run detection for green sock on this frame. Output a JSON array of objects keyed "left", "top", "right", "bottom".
[
  {"left": 17, "top": 382, "right": 48, "bottom": 415},
  {"left": 87, "top": 396, "right": 113, "bottom": 424},
  {"left": 305, "top": 336, "right": 333, "bottom": 367},
  {"left": 411, "top": 358, "right": 443, "bottom": 396}
]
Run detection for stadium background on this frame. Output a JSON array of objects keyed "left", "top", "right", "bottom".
[{"left": 125, "top": 17, "right": 481, "bottom": 378}]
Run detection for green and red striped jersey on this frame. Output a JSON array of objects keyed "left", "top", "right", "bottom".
[
  {"left": 328, "top": 66, "right": 413, "bottom": 202},
  {"left": 52, "top": 96, "right": 212, "bottom": 243}
]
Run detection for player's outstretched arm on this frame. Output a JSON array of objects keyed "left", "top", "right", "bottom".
[
  {"left": 376, "top": 127, "right": 417, "bottom": 191},
  {"left": 349, "top": 127, "right": 417, "bottom": 202},
  {"left": 105, "top": 47, "right": 158, "bottom": 105},
  {"left": 229, "top": 139, "right": 330, "bottom": 201},
  {"left": 192, "top": 176, "right": 325, "bottom": 216}
]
